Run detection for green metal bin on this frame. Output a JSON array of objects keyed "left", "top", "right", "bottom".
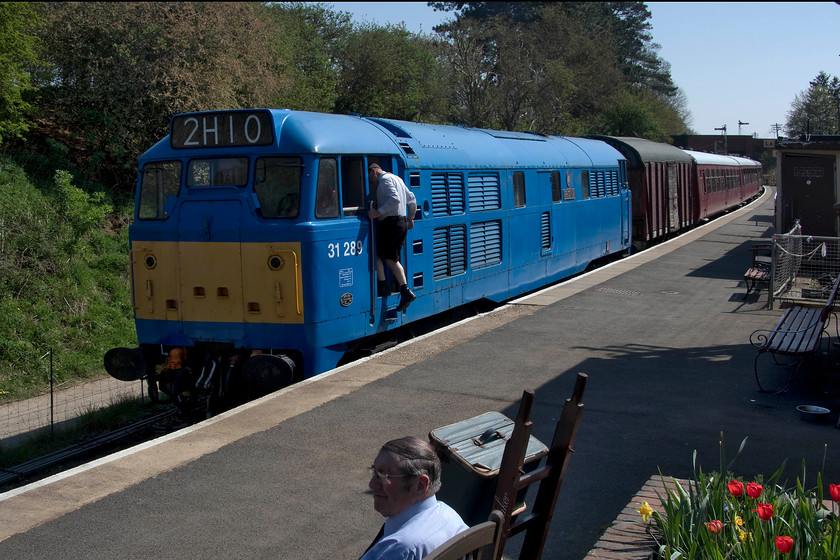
[{"left": 429, "top": 411, "right": 548, "bottom": 526}]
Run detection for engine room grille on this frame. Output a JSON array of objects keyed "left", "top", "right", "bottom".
[
  {"left": 470, "top": 220, "right": 502, "bottom": 270},
  {"left": 468, "top": 173, "right": 501, "bottom": 212},
  {"left": 431, "top": 173, "right": 465, "bottom": 216},
  {"left": 434, "top": 225, "right": 467, "bottom": 279}
]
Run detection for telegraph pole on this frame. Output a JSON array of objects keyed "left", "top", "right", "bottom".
[{"left": 738, "top": 120, "right": 749, "bottom": 135}]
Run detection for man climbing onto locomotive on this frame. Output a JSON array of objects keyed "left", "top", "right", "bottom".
[{"left": 367, "top": 163, "right": 417, "bottom": 313}]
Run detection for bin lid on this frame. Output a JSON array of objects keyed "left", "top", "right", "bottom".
[{"left": 429, "top": 412, "right": 548, "bottom": 477}]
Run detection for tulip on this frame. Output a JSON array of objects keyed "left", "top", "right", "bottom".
[
  {"left": 727, "top": 480, "right": 744, "bottom": 497},
  {"left": 753, "top": 502, "right": 774, "bottom": 520},
  {"left": 775, "top": 535, "right": 794, "bottom": 554},
  {"left": 706, "top": 520, "right": 723, "bottom": 534},
  {"left": 637, "top": 501, "right": 653, "bottom": 523},
  {"left": 746, "top": 482, "right": 763, "bottom": 499},
  {"left": 830, "top": 484, "right": 840, "bottom": 502}
]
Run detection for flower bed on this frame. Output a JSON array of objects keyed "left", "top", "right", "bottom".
[{"left": 586, "top": 472, "right": 839, "bottom": 559}]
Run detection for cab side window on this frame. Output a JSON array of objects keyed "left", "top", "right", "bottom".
[
  {"left": 316, "top": 158, "right": 339, "bottom": 218},
  {"left": 341, "top": 156, "right": 365, "bottom": 216},
  {"left": 139, "top": 161, "right": 181, "bottom": 220}
]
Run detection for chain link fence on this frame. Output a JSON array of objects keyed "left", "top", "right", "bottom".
[
  {"left": 770, "top": 221, "right": 840, "bottom": 309},
  {"left": 1, "top": 351, "right": 145, "bottom": 448}
]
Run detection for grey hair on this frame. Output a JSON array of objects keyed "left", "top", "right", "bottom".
[{"left": 381, "top": 436, "right": 442, "bottom": 494}]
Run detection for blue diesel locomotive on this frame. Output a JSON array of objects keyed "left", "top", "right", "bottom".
[{"left": 105, "top": 109, "right": 631, "bottom": 410}]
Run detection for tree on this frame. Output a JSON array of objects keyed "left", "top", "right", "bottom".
[
  {"left": 260, "top": 2, "right": 353, "bottom": 112},
  {"left": 34, "top": 2, "right": 287, "bottom": 190},
  {"left": 437, "top": 17, "right": 497, "bottom": 127},
  {"left": 334, "top": 23, "right": 447, "bottom": 121},
  {"left": 0, "top": 2, "right": 42, "bottom": 144},
  {"left": 785, "top": 71, "right": 840, "bottom": 137},
  {"left": 433, "top": 2, "right": 678, "bottom": 96}
]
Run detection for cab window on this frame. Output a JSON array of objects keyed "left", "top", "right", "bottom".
[
  {"left": 255, "top": 157, "right": 302, "bottom": 218},
  {"left": 316, "top": 158, "right": 339, "bottom": 218},
  {"left": 138, "top": 161, "right": 182, "bottom": 220},
  {"left": 341, "top": 156, "right": 365, "bottom": 216},
  {"left": 187, "top": 157, "right": 248, "bottom": 187}
]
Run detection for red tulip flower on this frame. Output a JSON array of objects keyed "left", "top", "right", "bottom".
[
  {"left": 775, "top": 536, "right": 794, "bottom": 554},
  {"left": 706, "top": 520, "right": 723, "bottom": 534},
  {"left": 753, "top": 502, "right": 774, "bottom": 520},
  {"left": 728, "top": 480, "right": 744, "bottom": 497},
  {"left": 746, "top": 482, "right": 763, "bottom": 499},
  {"left": 830, "top": 484, "right": 840, "bottom": 502}
]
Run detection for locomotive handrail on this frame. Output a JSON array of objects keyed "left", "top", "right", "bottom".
[{"left": 276, "top": 249, "right": 303, "bottom": 316}]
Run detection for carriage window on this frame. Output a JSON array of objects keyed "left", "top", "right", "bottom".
[
  {"left": 581, "top": 170, "right": 590, "bottom": 199},
  {"left": 341, "top": 157, "right": 366, "bottom": 216},
  {"left": 513, "top": 171, "right": 526, "bottom": 208},
  {"left": 187, "top": 157, "right": 248, "bottom": 187},
  {"left": 316, "top": 158, "right": 339, "bottom": 218},
  {"left": 138, "top": 161, "right": 182, "bottom": 220},
  {"left": 254, "top": 157, "right": 302, "bottom": 218},
  {"left": 551, "top": 171, "right": 562, "bottom": 203}
]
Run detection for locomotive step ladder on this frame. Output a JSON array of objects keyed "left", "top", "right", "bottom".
[{"left": 492, "top": 373, "right": 587, "bottom": 560}]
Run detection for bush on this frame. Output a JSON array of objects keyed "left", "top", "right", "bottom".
[{"left": 0, "top": 155, "right": 134, "bottom": 400}]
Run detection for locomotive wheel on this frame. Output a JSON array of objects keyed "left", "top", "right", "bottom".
[{"left": 241, "top": 354, "right": 296, "bottom": 398}]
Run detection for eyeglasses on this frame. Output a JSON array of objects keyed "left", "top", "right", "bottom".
[{"left": 368, "top": 466, "right": 411, "bottom": 482}]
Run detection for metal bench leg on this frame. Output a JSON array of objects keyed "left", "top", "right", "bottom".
[{"left": 755, "top": 351, "right": 800, "bottom": 394}]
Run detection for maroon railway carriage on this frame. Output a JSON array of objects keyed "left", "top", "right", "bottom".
[
  {"left": 590, "top": 137, "right": 763, "bottom": 250},
  {"left": 588, "top": 136, "right": 694, "bottom": 250},
  {"left": 685, "top": 150, "right": 763, "bottom": 221}
]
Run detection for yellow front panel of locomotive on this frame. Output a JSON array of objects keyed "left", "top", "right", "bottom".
[{"left": 131, "top": 241, "right": 304, "bottom": 324}]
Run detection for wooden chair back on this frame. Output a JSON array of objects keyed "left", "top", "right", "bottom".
[
  {"left": 423, "top": 510, "right": 504, "bottom": 560},
  {"left": 492, "top": 373, "right": 587, "bottom": 560}
]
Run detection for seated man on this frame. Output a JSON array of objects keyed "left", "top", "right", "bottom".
[{"left": 360, "top": 436, "right": 468, "bottom": 560}]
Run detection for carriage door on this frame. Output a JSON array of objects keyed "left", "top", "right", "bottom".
[{"left": 667, "top": 162, "right": 679, "bottom": 232}]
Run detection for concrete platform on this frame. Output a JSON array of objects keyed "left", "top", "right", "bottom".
[{"left": 3, "top": 187, "right": 838, "bottom": 560}]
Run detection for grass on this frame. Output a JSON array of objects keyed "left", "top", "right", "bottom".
[{"left": 0, "top": 151, "right": 136, "bottom": 403}]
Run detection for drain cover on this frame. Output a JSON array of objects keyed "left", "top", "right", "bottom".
[{"left": 596, "top": 287, "right": 642, "bottom": 297}]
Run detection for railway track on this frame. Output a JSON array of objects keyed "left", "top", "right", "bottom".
[{"left": 0, "top": 407, "right": 186, "bottom": 492}]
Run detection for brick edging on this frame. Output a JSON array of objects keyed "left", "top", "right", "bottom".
[{"left": 583, "top": 476, "right": 686, "bottom": 560}]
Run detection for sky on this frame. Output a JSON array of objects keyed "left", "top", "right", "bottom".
[{"left": 323, "top": 2, "right": 840, "bottom": 139}]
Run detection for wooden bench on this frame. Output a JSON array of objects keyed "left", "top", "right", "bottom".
[
  {"left": 749, "top": 274, "right": 840, "bottom": 393},
  {"left": 743, "top": 242, "right": 772, "bottom": 299}
]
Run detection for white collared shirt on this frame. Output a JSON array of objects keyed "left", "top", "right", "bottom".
[{"left": 360, "top": 496, "right": 468, "bottom": 560}]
